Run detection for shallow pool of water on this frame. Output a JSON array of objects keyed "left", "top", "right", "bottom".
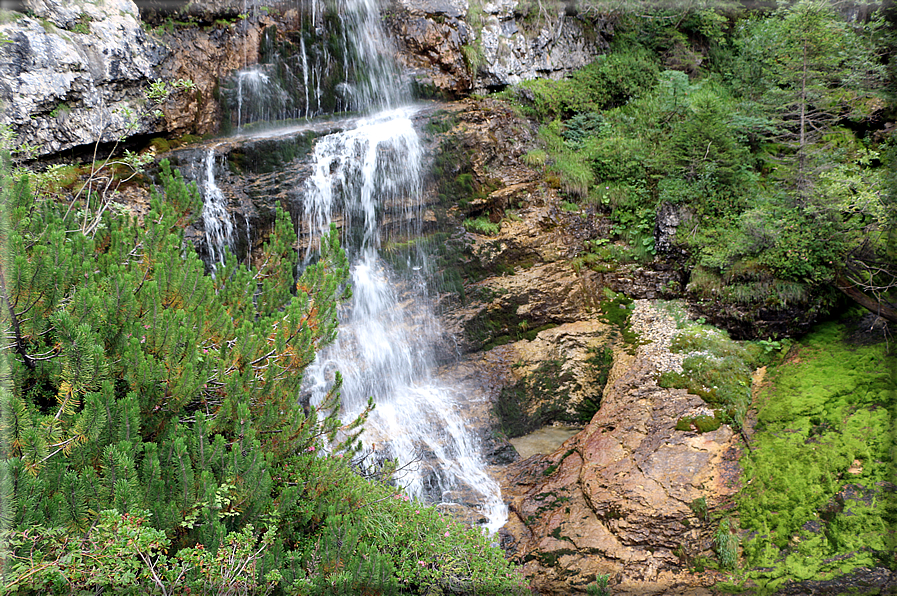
[{"left": 510, "top": 426, "right": 582, "bottom": 459}]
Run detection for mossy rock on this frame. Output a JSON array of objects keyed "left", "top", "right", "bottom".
[
  {"left": 675, "top": 414, "right": 722, "bottom": 433},
  {"left": 149, "top": 137, "right": 171, "bottom": 153}
]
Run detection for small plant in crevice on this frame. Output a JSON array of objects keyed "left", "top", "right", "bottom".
[
  {"left": 586, "top": 573, "right": 612, "bottom": 596},
  {"left": 714, "top": 518, "right": 739, "bottom": 570},
  {"left": 689, "top": 496, "right": 709, "bottom": 522},
  {"left": 463, "top": 215, "right": 500, "bottom": 235}
]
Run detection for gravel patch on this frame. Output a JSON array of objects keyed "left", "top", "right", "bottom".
[{"left": 629, "top": 299, "right": 685, "bottom": 374}]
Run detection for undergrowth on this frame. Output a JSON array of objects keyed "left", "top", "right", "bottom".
[{"left": 727, "top": 314, "right": 896, "bottom": 594}]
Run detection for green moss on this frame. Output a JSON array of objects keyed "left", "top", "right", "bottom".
[
  {"left": 659, "top": 323, "right": 756, "bottom": 429},
  {"left": 542, "top": 448, "right": 577, "bottom": 477},
  {"left": 575, "top": 346, "right": 613, "bottom": 423},
  {"left": 228, "top": 133, "right": 317, "bottom": 174},
  {"left": 424, "top": 110, "right": 458, "bottom": 136},
  {"left": 734, "top": 316, "right": 896, "bottom": 592},
  {"left": 463, "top": 216, "right": 500, "bottom": 235},
  {"left": 493, "top": 360, "right": 573, "bottom": 438},
  {"left": 676, "top": 414, "right": 722, "bottom": 433},
  {"left": 149, "top": 138, "right": 171, "bottom": 153}
]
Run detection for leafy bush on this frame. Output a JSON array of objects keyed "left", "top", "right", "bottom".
[{"left": 515, "top": 47, "right": 661, "bottom": 121}]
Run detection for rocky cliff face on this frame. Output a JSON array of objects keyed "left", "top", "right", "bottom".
[
  {"left": 474, "top": 0, "right": 610, "bottom": 92},
  {"left": 386, "top": 0, "right": 609, "bottom": 96},
  {"left": 1, "top": 0, "right": 608, "bottom": 158},
  {"left": 0, "top": 0, "right": 279, "bottom": 158},
  {"left": 0, "top": 0, "right": 167, "bottom": 156},
  {"left": 418, "top": 99, "right": 749, "bottom": 594},
  {"left": 498, "top": 302, "right": 740, "bottom": 595}
]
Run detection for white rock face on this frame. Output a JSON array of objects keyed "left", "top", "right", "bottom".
[
  {"left": 476, "top": 0, "right": 607, "bottom": 90},
  {"left": 0, "top": 0, "right": 167, "bottom": 156},
  {"left": 389, "top": 0, "right": 607, "bottom": 95}
]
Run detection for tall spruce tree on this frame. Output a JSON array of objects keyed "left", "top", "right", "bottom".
[{"left": 730, "top": 0, "right": 885, "bottom": 197}]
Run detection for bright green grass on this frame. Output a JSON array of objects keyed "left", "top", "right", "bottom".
[{"left": 731, "top": 318, "right": 896, "bottom": 594}]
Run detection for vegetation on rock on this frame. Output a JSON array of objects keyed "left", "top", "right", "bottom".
[
  {"left": 492, "top": 0, "right": 895, "bottom": 337},
  {"left": 729, "top": 314, "right": 895, "bottom": 594}
]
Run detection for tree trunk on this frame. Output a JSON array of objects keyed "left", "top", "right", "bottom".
[{"left": 835, "top": 274, "right": 897, "bottom": 324}]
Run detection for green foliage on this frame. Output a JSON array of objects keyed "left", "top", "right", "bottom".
[
  {"left": 714, "top": 519, "right": 739, "bottom": 570},
  {"left": 689, "top": 496, "right": 709, "bottom": 521},
  {"left": 577, "top": 346, "right": 614, "bottom": 423},
  {"left": 0, "top": 157, "right": 526, "bottom": 593},
  {"left": 515, "top": 47, "right": 660, "bottom": 121},
  {"left": 463, "top": 216, "right": 500, "bottom": 235},
  {"left": 537, "top": 122, "right": 594, "bottom": 200},
  {"left": 489, "top": 2, "right": 891, "bottom": 323},
  {"left": 598, "top": 289, "right": 639, "bottom": 347},
  {"left": 586, "top": 573, "right": 611, "bottom": 596},
  {"left": 735, "top": 317, "right": 895, "bottom": 591}
]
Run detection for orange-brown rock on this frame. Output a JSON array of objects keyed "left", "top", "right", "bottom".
[
  {"left": 498, "top": 302, "right": 742, "bottom": 595},
  {"left": 157, "top": 20, "right": 269, "bottom": 136}
]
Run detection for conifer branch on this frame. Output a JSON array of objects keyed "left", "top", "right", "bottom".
[{"left": 0, "top": 264, "right": 34, "bottom": 369}]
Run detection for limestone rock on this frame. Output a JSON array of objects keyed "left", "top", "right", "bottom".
[
  {"left": 387, "top": 0, "right": 609, "bottom": 96},
  {"left": 0, "top": 0, "right": 167, "bottom": 155},
  {"left": 156, "top": 20, "right": 268, "bottom": 137},
  {"left": 475, "top": 0, "right": 610, "bottom": 91},
  {"left": 654, "top": 201, "right": 694, "bottom": 255},
  {"left": 387, "top": 0, "right": 474, "bottom": 96}
]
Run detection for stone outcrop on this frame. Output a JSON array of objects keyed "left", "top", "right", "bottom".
[
  {"left": 2, "top": 0, "right": 611, "bottom": 158},
  {"left": 387, "top": 0, "right": 610, "bottom": 96},
  {"left": 155, "top": 19, "right": 269, "bottom": 138},
  {"left": 386, "top": 0, "right": 475, "bottom": 96},
  {"left": 0, "top": 0, "right": 279, "bottom": 158},
  {"left": 474, "top": 0, "right": 610, "bottom": 92},
  {"left": 497, "top": 302, "right": 741, "bottom": 595},
  {"left": 0, "top": 0, "right": 167, "bottom": 156}
]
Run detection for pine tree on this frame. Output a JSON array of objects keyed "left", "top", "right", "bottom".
[{"left": 0, "top": 156, "right": 358, "bottom": 587}]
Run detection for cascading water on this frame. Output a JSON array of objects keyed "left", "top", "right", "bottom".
[
  {"left": 228, "top": 65, "right": 292, "bottom": 130},
  {"left": 212, "top": 0, "right": 507, "bottom": 532},
  {"left": 200, "top": 148, "right": 235, "bottom": 264},
  {"left": 301, "top": 110, "right": 508, "bottom": 533},
  {"left": 221, "top": 0, "right": 407, "bottom": 130}
]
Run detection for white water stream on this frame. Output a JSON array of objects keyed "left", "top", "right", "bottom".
[
  {"left": 206, "top": 0, "right": 507, "bottom": 532},
  {"left": 200, "top": 148, "right": 235, "bottom": 265},
  {"left": 301, "top": 109, "right": 508, "bottom": 533}
]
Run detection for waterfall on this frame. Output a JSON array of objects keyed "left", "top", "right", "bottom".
[
  {"left": 222, "top": 0, "right": 408, "bottom": 130},
  {"left": 200, "top": 149, "right": 235, "bottom": 265},
  {"left": 301, "top": 110, "right": 508, "bottom": 533},
  {"left": 213, "top": 0, "right": 507, "bottom": 532},
  {"left": 229, "top": 65, "right": 292, "bottom": 130}
]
